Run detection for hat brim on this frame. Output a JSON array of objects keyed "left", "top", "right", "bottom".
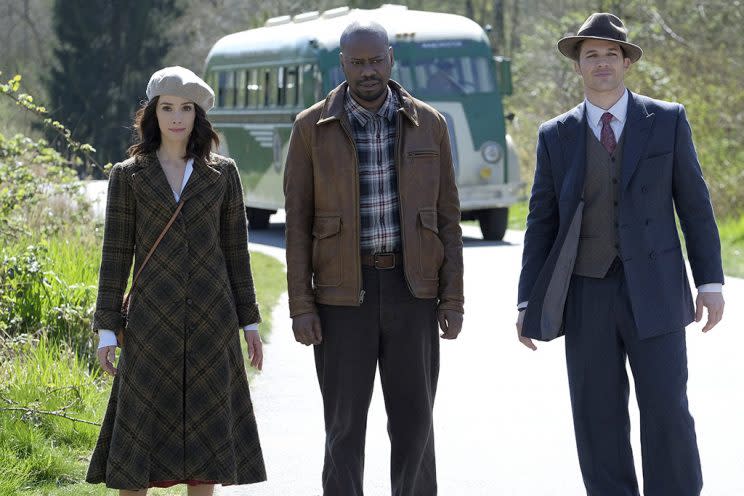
[{"left": 557, "top": 35, "right": 643, "bottom": 62}]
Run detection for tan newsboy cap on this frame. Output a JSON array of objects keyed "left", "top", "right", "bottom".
[{"left": 146, "top": 66, "right": 215, "bottom": 111}]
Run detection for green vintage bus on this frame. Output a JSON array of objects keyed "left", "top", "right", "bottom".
[{"left": 205, "top": 4, "right": 522, "bottom": 240}]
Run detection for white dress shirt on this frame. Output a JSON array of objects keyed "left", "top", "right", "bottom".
[
  {"left": 517, "top": 90, "right": 721, "bottom": 310},
  {"left": 98, "top": 158, "right": 258, "bottom": 348}
]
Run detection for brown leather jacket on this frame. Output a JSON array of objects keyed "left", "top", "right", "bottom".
[{"left": 284, "top": 81, "right": 464, "bottom": 317}]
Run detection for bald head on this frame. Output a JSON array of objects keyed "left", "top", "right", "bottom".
[{"left": 340, "top": 21, "right": 389, "bottom": 51}]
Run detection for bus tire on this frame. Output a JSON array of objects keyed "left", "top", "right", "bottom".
[
  {"left": 247, "top": 208, "right": 272, "bottom": 230},
  {"left": 479, "top": 207, "right": 508, "bottom": 241}
]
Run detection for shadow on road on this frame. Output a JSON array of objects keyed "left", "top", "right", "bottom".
[{"left": 249, "top": 223, "right": 286, "bottom": 249}]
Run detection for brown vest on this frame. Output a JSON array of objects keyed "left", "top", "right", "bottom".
[{"left": 573, "top": 125, "right": 625, "bottom": 278}]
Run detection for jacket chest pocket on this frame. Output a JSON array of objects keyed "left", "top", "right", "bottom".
[
  {"left": 406, "top": 150, "right": 440, "bottom": 164},
  {"left": 312, "top": 215, "right": 342, "bottom": 287},
  {"left": 417, "top": 209, "right": 444, "bottom": 281}
]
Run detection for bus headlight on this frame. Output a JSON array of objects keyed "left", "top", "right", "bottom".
[{"left": 481, "top": 141, "right": 502, "bottom": 163}]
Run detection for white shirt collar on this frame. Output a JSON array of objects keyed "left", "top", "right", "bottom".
[
  {"left": 585, "top": 88, "right": 629, "bottom": 127},
  {"left": 172, "top": 158, "right": 194, "bottom": 202}
]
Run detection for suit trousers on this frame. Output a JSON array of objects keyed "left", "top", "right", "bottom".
[
  {"left": 564, "top": 262, "right": 703, "bottom": 496},
  {"left": 314, "top": 265, "right": 439, "bottom": 496}
]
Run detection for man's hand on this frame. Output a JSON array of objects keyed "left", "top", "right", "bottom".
[
  {"left": 695, "top": 291, "right": 725, "bottom": 332},
  {"left": 244, "top": 330, "right": 264, "bottom": 370},
  {"left": 437, "top": 309, "right": 463, "bottom": 339},
  {"left": 97, "top": 346, "right": 118, "bottom": 375},
  {"left": 292, "top": 312, "right": 322, "bottom": 345},
  {"left": 516, "top": 309, "right": 537, "bottom": 350}
]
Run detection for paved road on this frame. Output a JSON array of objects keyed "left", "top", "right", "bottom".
[{"left": 220, "top": 215, "right": 744, "bottom": 496}]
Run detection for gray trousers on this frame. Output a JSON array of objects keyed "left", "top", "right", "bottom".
[{"left": 315, "top": 265, "right": 439, "bottom": 496}]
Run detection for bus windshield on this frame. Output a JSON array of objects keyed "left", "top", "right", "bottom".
[{"left": 327, "top": 54, "right": 496, "bottom": 97}]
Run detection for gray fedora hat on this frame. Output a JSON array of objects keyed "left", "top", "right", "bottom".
[{"left": 557, "top": 13, "right": 643, "bottom": 62}]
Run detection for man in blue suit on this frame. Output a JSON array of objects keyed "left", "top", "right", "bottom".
[{"left": 516, "top": 13, "right": 725, "bottom": 496}]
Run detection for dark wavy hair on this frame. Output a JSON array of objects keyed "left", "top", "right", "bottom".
[{"left": 127, "top": 96, "right": 220, "bottom": 162}]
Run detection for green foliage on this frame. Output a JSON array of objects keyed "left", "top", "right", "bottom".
[
  {"left": 0, "top": 235, "right": 101, "bottom": 366},
  {"left": 718, "top": 215, "right": 744, "bottom": 278},
  {"left": 504, "top": 1, "right": 744, "bottom": 219}
]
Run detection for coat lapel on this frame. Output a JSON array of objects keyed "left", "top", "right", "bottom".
[
  {"left": 621, "top": 91, "right": 655, "bottom": 190},
  {"left": 134, "top": 153, "right": 179, "bottom": 208},
  {"left": 179, "top": 158, "right": 222, "bottom": 202},
  {"left": 557, "top": 102, "right": 588, "bottom": 205}
]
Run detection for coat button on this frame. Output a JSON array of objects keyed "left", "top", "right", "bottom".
[
  {"left": 649, "top": 251, "right": 656, "bottom": 260},
  {"left": 645, "top": 219, "right": 651, "bottom": 226},
  {"left": 641, "top": 186, "right": 648, "bottom": 193},
  {"left": 186, "top": 298, "right": 193, "bottom": 305}
]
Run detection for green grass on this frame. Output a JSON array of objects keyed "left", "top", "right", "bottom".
[
  {"left": 251, "top": 251, "right": 287, "bottom": 341},
  {"left": 0, "top": 247, "right": 287, "bottom": 495},
  {"left": 718, "top": 215, "right": 744, "bottom": 278},
  {"left": 0, "top": 338, "right": 107, "bottom": 496}
]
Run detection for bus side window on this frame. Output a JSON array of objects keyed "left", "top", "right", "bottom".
[
  {"left": 285, "top": 66, "right": 299, "bottom": 107},
  {"left": 267, "top": 68, "right": 278, "bottom": 107},
  {"left": 217, "top": 71, "right": 228, "bottom": 108},
  {"left": 236, "top": 70, "right": 247, "bottom": 108},
  {"left": 221, "top": 71, "right": 236, "bottom": 108},
  {"left": 247, "top": 69, "right": 258, "bottom": 108},
  {"left": 277, "top": 67, "right": 286, "bottom": 106},
  {"left": 257, "top": 69, "right": 266, "bottom": 108}
]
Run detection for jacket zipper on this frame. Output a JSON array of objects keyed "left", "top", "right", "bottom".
[
  {"left": 395, "top": 112, "right": 415, "bottom": 296},
  {"left": 339, "top": 117, "right": 364, "bottom": 304}
]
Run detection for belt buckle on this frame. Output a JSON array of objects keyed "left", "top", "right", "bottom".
[{"left": 374, "top": 252, "right": 395, "bottom": 270}]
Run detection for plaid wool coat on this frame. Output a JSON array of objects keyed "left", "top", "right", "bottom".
[{"left": 86, "top": 152, "right": 266, "bottom": 489}]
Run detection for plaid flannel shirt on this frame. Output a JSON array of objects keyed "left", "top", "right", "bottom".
[{"left": 344, "top": 87, "right": 402, "bottom": 254}]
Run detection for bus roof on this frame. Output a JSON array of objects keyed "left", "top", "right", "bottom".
[{"left": 206, "top": 4, "right": 490, "bottom": 67}]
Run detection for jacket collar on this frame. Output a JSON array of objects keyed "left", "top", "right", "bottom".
[
  {"left": 134, "top": 152, "right": 222, "bottom": 207},
  {"left": 556, "top": 90, "right": 654, "bottom": 193},
  {"left": 316, "top": 80, "right": 419, "bottom": 127}
]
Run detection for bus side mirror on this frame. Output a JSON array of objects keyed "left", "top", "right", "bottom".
[{"left": 493, "top": 56, "right": 513, "bottom": 96}]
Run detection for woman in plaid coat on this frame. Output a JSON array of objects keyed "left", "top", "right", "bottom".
[{"left": 86, "top": 67, "right": 266, "bottom": 494}]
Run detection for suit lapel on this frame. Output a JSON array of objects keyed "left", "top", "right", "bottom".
[
  {"left": 621, "top": 91, "right": 655, "bottom": 190},
  {"left": 557, "top": 103, "right": 588, "bottom": 205}
]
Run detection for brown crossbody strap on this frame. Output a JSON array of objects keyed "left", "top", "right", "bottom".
[{"left": 122, "top": 200, "right": 185, "bottom": 309}]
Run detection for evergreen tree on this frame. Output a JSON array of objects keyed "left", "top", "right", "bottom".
[{"left": 47, "top": 0, "right": 183, "bottom": 165}]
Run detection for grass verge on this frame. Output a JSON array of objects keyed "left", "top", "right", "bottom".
[{"left": 1, "top": 248, "right": 287, "bottom": 495}]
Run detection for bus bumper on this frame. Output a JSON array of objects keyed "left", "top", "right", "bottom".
[{"left": 458, "top": 182, "right": 526, "bottom": 211}]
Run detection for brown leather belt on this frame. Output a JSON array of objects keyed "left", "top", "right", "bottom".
[{"left": 360, "top": 252, "right": 402, "bottom": 269}]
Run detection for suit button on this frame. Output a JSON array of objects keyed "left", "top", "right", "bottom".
[
  {"left": 613, "top": 201, "right": 618, "bottom": 206},
  {"left": 649, "top": 251, "right": 656, "bottom": 260},
  {"left": 612, "top": 178, "right": 618, "bottom": 184},
  {"left": 186, "top": 298, "right": 193, "bottom": 305},
  {"left": 641, "top": 186, "right": 648, "bottom": 193},
  {"left": 645, "top": 219, "right": 651, "bottom": 226}
]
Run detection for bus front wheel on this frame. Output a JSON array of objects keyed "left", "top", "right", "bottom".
[
  {"left": 478, "top": 208, "right": 508, "bottom": 241},
  {"left": 246, "top": 208, "right": 273, "bottom": 230}
]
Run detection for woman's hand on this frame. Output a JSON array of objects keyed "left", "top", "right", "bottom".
[
  {"left": 244, "top": 329, "right": 263, "bottom": 371},
  {"left": 97, "top": 346, "right": 118, "bottom": 375}
]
